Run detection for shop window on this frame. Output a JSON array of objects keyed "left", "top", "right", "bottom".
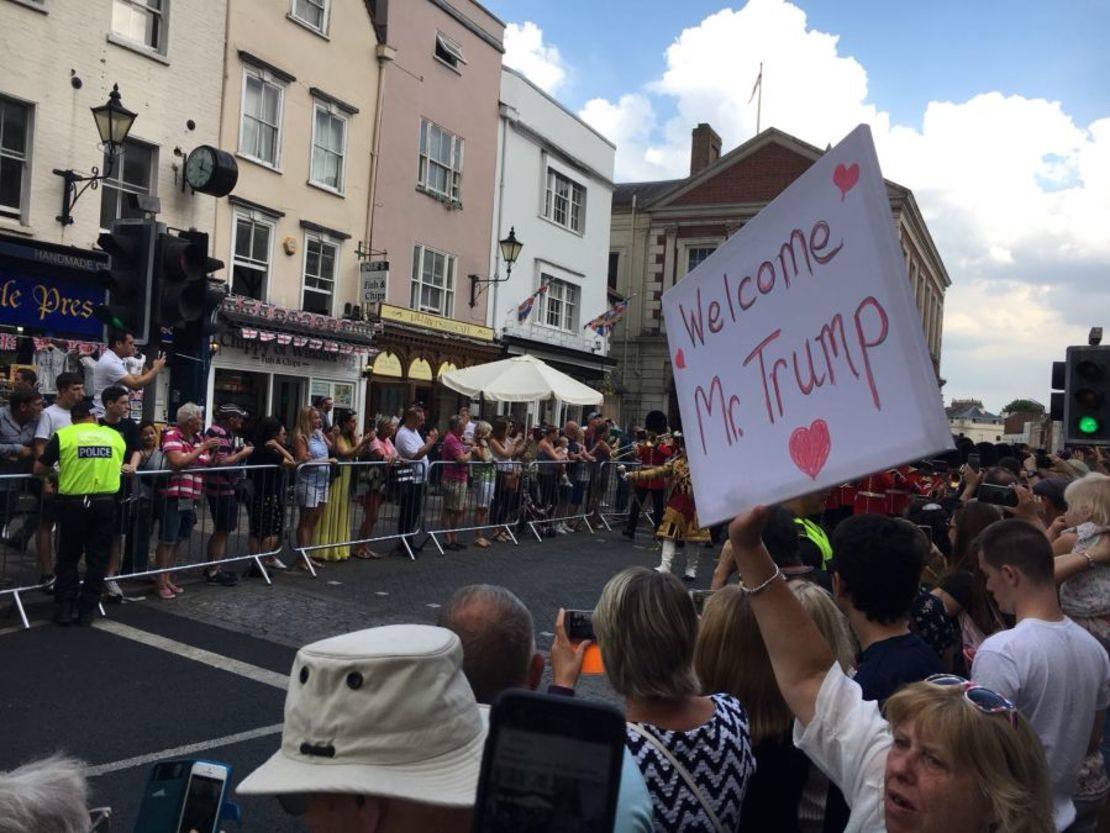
[
  {"left": 542, "top": 277, "right": 579, "bottom": 332},
  {"left": 410, "top": 244, "right": 456, "bottom": 317},
  {"left": 231, "top": 211, "right": 273, "bottom": 300},
  {"left": 311, "top": 379, "right": 354, "bottom": 409},
  {"left": 290, "top": 0, "right": 328, "bottom": 34},
  {"left": 111, "top": 0, "right": 166, "bottom": 54},
  {"left": 544, "top": 168, "right": 584, "bottom": 233},
  {"left": 240, "top": 68, "right": 284, "bottom": 168},
  {"left": 302, "top": 231, "right": 338, "bottom": 315},
  {"left": 418, "top": 118, "right": 463, "bottom": 201},
  {"left": 0, "top": 97, "right": 30, "bottom": 221},
  {"left": 99, "top": 138, "right": 155, "bottom": 230},
  {"left": 310, "top": 103, "right": 346, "bottom": 192}
]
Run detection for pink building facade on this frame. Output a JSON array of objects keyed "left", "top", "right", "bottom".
[{"left": 365, "top": 0, "right": 504, "bottom": 421}]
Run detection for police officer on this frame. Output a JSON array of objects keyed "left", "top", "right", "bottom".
[{"left": 34, "top": 399, "right": 124, "bottom": 626}]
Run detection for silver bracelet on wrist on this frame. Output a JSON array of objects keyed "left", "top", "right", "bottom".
[{"left": 739, "top": 566, "right": 784, "bottom": 595}]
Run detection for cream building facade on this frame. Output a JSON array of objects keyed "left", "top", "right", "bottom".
[
  {"left": 208, "top": 0, "right": 382, "bottom": 429},
  {"left": 0, "top": 0, "right": 227, "bottom": 414}
]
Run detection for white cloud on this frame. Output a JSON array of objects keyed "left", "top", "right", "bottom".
[
  {"left": 560, "top": 0, "right": 1110, "bottom": 411},
  {"left": 503, "top": 22, "right": 567, "bottom": 95}
]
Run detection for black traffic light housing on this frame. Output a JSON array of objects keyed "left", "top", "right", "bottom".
[
  {"left": 155, "top": 230, "right": 223, "bottom": 329},
  {"left": 1062, "top": 345, "right": 1110, "bottom": 445},
  {"left": 94, "top": 219, "right": 157, "bottom": 344}
]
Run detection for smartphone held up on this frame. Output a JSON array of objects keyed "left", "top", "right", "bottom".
[{"left": 473, "top": 690, "right": 625, "bottom": 833}]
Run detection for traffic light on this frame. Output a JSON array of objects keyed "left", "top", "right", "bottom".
[
  {"left": 1062, "top": 345, "right": 1110, "bottom": 445},
  {"left": 155, "top": 230, "right": 224, "bottom": 328},
  {"left": 94, "top": 219, "right": 157, "bottom": 343}
]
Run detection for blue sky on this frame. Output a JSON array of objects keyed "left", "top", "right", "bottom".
[
  {"left": 486, "top": 0, "right": 1109, "bottom": 129},
  {"left": 484, "top": 0, "right": 1110, "bottom": 414}
]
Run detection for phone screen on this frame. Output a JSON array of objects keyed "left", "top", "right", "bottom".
[
  {"left": 475, "top": 693, "right": 623, "bottom": 833},
  {"left": 177, "top": 772, "right": 226, "bottom": 833},
  {"left": 135, "top": 762, "right": 190, "bottom": 833},
  {"left": 564, "top": 610, "right": 595, "bottom": 642},
  {"left": 967, "top": 454, "right": 981, "bottom": 472}
]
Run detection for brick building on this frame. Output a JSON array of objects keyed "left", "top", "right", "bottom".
[{"left": 608, "top": 124, "right": 949, "bottom": 428}]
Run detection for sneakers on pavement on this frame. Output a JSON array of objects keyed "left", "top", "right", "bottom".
[
  {"left": 104, "top": 580, "right": 124, "bottom": 603},
  {"left": 204, "top": 568, "right": 240, "bottom": 587}
]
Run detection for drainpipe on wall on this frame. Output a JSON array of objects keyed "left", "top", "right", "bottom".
[
  {"left": 366, "top": 43, "right": 396, "bottom": 259},
  {"left": 492, "top": 103, "right": 518, "bottom": 332}
]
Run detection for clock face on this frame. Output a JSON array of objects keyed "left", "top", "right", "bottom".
[{"left": 185, "top": 147, "right": 215, "bottom": 188}]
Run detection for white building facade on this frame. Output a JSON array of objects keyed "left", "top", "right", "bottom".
[{"left": 486, "top": 68, "right": 616, "bottom": 420}]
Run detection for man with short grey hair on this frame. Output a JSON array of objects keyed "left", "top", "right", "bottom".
[
  {"left": 0, "top": 753, "right": 91, "bottom": 833},
  {"left": 438, "top": 584, "right": 654, "bottom": 832}
]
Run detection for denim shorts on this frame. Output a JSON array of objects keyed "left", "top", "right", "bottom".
[{"left": 159, "top": 498, "right": 197, "bottom": 545}]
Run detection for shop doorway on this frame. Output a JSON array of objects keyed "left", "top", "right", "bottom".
[{"left": 272, "top": 375, "right": 305, "bottom": 431}]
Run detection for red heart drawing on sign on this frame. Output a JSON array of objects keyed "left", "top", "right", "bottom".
[
  {"left": 674, "top": 348, "right": 686, "bottom": 369},
  {"left": 789, "top": 419, "right": 831, "bottom": 480},
  {"left": 833, "top": 163, "right": 860, "bottom": 201}
]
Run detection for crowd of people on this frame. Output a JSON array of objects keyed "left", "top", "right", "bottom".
[
  {"left": 8, "top": 395, "right": 1110, "bottom": 832},
  {"left": 1, "top": 367, "right": 640, "bottom": 606},
  {"left": 6, "top": 328, "right": 1110, "bottom": 830}
]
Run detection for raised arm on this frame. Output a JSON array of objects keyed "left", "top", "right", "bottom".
[{"left": 727, "top": 507, "right": 836, "bottom": 726}]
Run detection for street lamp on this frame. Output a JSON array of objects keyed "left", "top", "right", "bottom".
[
  {"left": 53, "top": 84, "right": 138, "bottom": 225},
  {"left": 469, "top": 226, "right": 524, "bottom": 307}
]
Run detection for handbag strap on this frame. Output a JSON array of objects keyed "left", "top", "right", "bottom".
[{"left": 626, "top": 721, "right": 728, "bottom": 833}]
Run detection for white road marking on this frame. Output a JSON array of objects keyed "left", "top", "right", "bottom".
[
  {"left": 94, "top": 619, "right": 289, "bottom": 690},
  {"left": 86, "top": 724, "right": 283, "bottom": 777}
]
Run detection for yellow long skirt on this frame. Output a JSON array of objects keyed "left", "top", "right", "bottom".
[{"left": 312, "top": 445, "right": 352, "bottom": 560}]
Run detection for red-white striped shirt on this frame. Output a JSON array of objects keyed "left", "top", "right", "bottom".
[{"left": 161, "top": 427, "right": 209, "bottom": 499}]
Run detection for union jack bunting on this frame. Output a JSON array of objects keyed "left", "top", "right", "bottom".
[
  {"left": 583, "top": 298, "right": 628, "bottom": 337},
  {"left": 516, "top": 280, "right": 552, "bottom": 323}
]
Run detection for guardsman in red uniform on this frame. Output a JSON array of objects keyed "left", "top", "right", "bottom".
[
  {"left": 887, "top": 465, "right": 913, "bottom": 516},
  {"left": 853, "top": 470, "right": 894, "bottom": 515},
  {"left": 825, "top": 482, "right": 855, "bottom": 529},
  {"left": 622, "top": 411, "right": 673, "bottom": 539}
]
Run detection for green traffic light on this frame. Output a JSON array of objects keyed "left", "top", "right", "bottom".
[{"left": 1079, "top": 415, "right": 1100, "bottom": 435}]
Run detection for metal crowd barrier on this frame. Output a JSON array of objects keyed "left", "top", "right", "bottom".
[
  {"left": 421, "top": 460, "right": 521, "bottom": 555},
  {"left": 0, "top": 464, "right": 289, "bottom": 629},
  {"left": 288, "top": 458, "right": 425, "bottom": 572},
  {"left": 0, "top": 453, "right": 664, "bottom": 630}
]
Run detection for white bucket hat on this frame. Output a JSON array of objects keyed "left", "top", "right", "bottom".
[{"left": 237, "top": 625, "right": 487, "bottom": 806}]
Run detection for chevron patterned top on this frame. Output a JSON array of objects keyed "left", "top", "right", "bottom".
[{"left": 627, "top": 693, "right": 756, "bottom": 832}]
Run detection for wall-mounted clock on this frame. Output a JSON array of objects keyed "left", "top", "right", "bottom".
[{"left": 184, "top": 145, "right": 239, "bottom": 197}]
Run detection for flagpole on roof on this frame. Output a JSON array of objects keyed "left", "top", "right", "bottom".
[{"left": 750, "top": 62, "right": 763, "bottom": 135}]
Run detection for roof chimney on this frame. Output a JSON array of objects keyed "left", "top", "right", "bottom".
[{"left": 690, "top": 123, "right": 722, "bottom": 176}]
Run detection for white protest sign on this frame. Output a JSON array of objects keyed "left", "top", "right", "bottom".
[{"left": 661, "top": 124, "right": 952, "bottom": 525}]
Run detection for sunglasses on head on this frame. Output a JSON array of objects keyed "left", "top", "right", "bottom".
[{"left": 925, "top": 674, "right": 1018, "bottom": 727}]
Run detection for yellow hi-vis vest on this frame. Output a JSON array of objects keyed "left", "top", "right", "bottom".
[
  {"left": 795, "top": 517, "right": 833, "bottom": 567},
  {"left": 56, "top": 422, "right": 125, "bottom": 496}
]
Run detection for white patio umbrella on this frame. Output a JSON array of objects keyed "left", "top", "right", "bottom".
[{"left": 439, "top": 354, "right": 603, "bottom": 406}]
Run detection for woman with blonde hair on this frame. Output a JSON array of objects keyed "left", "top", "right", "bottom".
[
  {"left": 291, "top": 406, "right": 334, "bottom": 568},
  {"left": 727, "top": 505, "right": 1055, "bottom": 833},
  {"left": 587, "top": 567, "right": 756, "bottom": 831},
  {"left": 695, "top": 581, "right": 855, "bottom": 832},
  {"left": 312, "top": 409, "right": 369, "bottom": 561},
  {"left": 470, "top": 420, "right": 496, "bottom": 548}
]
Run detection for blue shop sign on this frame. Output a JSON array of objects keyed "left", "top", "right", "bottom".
[{"left": 0, "top": 238, "right": 106, "bottom": 339}]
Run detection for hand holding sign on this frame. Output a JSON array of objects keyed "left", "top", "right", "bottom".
[{"left": 661, "top": 125, "right": 952, "bottom": 525}]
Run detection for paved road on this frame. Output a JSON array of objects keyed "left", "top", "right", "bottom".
[{"left": 0, "top": 527, "right": 720, "bottom": 832}]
